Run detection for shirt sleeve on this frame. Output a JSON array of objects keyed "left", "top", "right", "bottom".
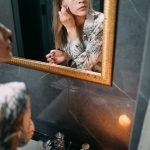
[
  {"left": 63, "top": 38, "right": 84, "bottom": 60},
  {"left": 63, "top": 13, "right": 104, "bottom": 71},
  {"left": 74, "top": 15, "right": 104, "bottom": 70}
]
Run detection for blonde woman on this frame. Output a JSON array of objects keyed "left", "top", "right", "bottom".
[{"left": 46, "top": 0, "right": 104, "bottom": 72}]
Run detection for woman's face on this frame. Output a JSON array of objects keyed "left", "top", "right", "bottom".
[
  {"left": 0, "top": 24, "right": 12, "bottom": 58},
  {"left": 62, "top": 0, "right": 90, "bottom": 16}
]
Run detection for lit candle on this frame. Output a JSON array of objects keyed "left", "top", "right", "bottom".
[{"left": 118, "top": 114, "right": 131, "bottom": 128}]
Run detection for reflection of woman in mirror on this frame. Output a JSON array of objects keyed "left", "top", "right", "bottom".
[
  {"left": 0, "top": 23, "right": 12, "bottom": 60},
  {"left": 0, "top": 82, "right": 35, "bottom": 150},
  {"left": 46, "top": 0, "right": 104, "bottom": 72}
]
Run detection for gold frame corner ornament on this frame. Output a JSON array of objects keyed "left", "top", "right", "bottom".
[{"left": 8, "top": 0, "right": 117, "bottom": 86}]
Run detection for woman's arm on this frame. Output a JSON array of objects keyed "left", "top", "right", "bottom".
[{"left": 63, "top": 13, "right": 104, "bottom": 70}]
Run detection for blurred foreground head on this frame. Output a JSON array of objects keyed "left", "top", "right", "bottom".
[{"left": 0, "top": 82, "right": 35, "bottom": 150}]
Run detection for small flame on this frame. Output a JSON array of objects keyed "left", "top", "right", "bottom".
[{"left": 118, "top": 114, "right": 131, "bottom": 128}]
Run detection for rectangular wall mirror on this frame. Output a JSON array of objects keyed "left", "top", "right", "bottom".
[{"left": 8, "top": 0, "right": 117, "bottom": 85}]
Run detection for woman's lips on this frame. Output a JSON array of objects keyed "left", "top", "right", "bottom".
[{"left": 78, "top": 6, "right": 87, "bottom": 10}]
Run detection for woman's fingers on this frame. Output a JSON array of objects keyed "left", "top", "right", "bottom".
[
  {"left": 47, "top": 57, "right": 54, "bottom": 62},
  {"left": 46, "top": 50, "right": 67, "bottom": 64},
  {"left": 59, "top": 6, "right": 76, "bottom": 31},
  {"left": 50, "top": 51, "right": 55, "bottom": 55},
  {"left": 46, "top": 50, "right": 62, "bottom": 64},
  {"left": 46, "top": 51, "right": 55, "bottom": 59},
  {"left": 59, "top": 6, "right": 69, "bottom": 18},
  {"left": 46, "top": 53, "right": 50, "bottom": 58},
  {"left": 47, "top": 57, "right": 57, "bottom": 64},
  {"left": 61, "top": 6, "right": 67, "bottom": 13}
]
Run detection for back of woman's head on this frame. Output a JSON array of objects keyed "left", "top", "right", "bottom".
[{"left": 0, "top": 82, "right": 28, "bottom": 149}]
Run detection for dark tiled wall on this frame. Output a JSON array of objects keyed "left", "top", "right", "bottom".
[
  {"left": 129, "top": 7, "right": 150, "bottom": 150},
  {"left": 0, "top": 0, "right": 150, "bottom": 149}
]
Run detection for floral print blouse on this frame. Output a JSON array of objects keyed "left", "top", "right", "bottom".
[{"left": 62, "top": 9, "right": 104, "bottom": 72}]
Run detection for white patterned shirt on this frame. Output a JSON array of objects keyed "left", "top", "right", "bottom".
[{"left": 62, "top": 10, "right": 104, "bottom": 72}]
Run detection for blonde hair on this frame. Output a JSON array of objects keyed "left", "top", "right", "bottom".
[
  {"left": 53, "top": 0, "right": 67, "bottom": 49},
  {"left": 53, "top": 0, "right": 92, "bottom": 49}
]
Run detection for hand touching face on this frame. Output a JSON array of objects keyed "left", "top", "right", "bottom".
[
  {"left": 59, "top": 0, "right": 89, "bottom": 40},
  {"left": 59, "top": 5, "right": 76, "bottom": 31}
]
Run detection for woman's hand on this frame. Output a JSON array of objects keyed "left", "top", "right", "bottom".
[
  {"left": 46, "top": 50, "right": 70, "bottom": 64},
  {"left": 59, "top": 6, "right": 79, "bottom": 41},
  {"left": 59, "top": 6, "right": 76, "bottom": 31}
]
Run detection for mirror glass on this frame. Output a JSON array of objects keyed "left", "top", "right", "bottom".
[
  {"left": 10, "top": 0, "right": 116, "bottom": 85},
  {"left": 15, "top": 0, "right": 104, "bottom": 73}
]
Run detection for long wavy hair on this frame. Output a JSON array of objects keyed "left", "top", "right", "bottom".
[{"left": 53, "top": 0, "right": 92, "bottom": 49}]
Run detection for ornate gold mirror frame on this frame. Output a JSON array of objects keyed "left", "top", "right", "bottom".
[{"left": 8, "top": 0, "right": 117, "bottom": 85}]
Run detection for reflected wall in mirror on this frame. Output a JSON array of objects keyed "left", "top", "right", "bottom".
[{"left": 10, "top": 0, "right": 117, "bottom": 85}]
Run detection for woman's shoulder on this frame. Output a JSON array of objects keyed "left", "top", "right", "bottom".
[
  {"left": 88, "top": 9, "right": 104, "bottom": 22},
  {"left": 83, "top": 10, "right": 104, "bottom": 35}
]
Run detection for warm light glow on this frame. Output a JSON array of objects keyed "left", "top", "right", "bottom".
[{"left": 118, "top": 114, "right": 131, "bottom": 128}]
